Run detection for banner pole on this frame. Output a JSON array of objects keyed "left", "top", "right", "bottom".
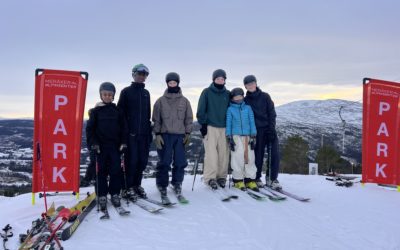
[
  {"left": 37, "top": 142, "right": 48, "bottom": 213},
  {"left": 32, "top": 193, "right": 35, "bottom": 205}
]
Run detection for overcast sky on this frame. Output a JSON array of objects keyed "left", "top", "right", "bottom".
[{"left": 1, "top": 0, "right": 399, "bottom": 118}]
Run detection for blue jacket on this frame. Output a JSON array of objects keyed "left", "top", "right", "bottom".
[{"left": 226, "top": 101, "right": 257, "bottom": 136}]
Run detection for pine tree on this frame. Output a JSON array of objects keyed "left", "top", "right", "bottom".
[{"left": 281, "top": 135, "right": 309, "bottom": 174}]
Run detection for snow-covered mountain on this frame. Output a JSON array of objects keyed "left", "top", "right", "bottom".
[
  {"left": 1, "top": 174, "right": 399, "bottom": 250},
  {"left": 276, "top": 99, "right": 362, "bottom": 162}
]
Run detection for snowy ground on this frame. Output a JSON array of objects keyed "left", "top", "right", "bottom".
[{"left": 1, "top": 174, "right": 400, "bottom": 250}]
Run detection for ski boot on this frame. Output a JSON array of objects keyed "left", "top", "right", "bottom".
[
  {"left": 134, "top": 186, "right": 147, "bottom": 199},
  {"left": 245, "top": 181, "right": 259, "bottom": 192},
  {"left": 255, "top": 179, "right": 264, "bottom": 188},
  {"left": 98, "top": 196, "right": 107, "bottom": 211},
  {"left": 217, "top": 178, "right": 226, "bottom": 188},
  {"left": 266, "top": 179, "right": 282, "bottom": 190},
  {"left": 234, "top": 181, "right": 246, "bottom": 191},
  {"left": 157, "top": 186, "right": 171, "bottom": 205},
  {"left": 111, "top": 194, "right": 121, "bottom": 207},
  {"left": 171, "top": 183, "right": 182, "bottom": 195},
  {"left": 123, "top": 188, "right": 138, "bottom": 202},
  {"left": 208, "top": 179, "right": 218, "bottom": 190}
]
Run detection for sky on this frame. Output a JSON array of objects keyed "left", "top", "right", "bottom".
[{"left": 0, "top": 0, "right": 399, "bottom": 118}]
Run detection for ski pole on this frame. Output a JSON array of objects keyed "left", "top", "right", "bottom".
[
  {"left": 121, "top": 153, "right": 129, "bottom": 206},
  {"left": 36, "top": 142, "right": 48, "bottom": 213},
  {"left": 192, "top": 141, "right": 204, "bottom": 191},
  {"left": 267, "top": 142, "right": 272, "bottom": 183},
  {"left": 95, "top": 152, "right": 100, "bottom": 212}
]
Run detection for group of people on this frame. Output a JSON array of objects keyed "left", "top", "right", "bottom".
[{"left": 85, "top": 64, "right": 280, "bottom": 211}]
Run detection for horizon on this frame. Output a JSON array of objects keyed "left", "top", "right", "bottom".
[{"left": 1, "top": 0, "right": 399, "bottom": 118}]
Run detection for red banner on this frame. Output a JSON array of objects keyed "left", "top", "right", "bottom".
[
  {"left": 362, "top": 78, "right": 400, "bottom": 186},
  {"left": 33, "top": 69, "right": 88, "bottom": 193}
]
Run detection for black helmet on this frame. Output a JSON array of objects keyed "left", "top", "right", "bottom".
[
  {"left": 165, "top": 72, "right": 180, "bottom": 84},
  {"left": 132, "top": 64, "right": 149, "bottom": 75},
  {"left": 99, "top": 82, "right": 116, "bottom": 95},
  {"left": 212, "top": 69, "right": 227, "bottom": 81},
  {"left": 230, "top": 88, "right": 244, "bottom": 99},
  {"left": 243, "top": 75, "right": 257, "bottom": 85}
]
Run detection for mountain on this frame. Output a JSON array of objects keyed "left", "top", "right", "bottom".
[
  {"left": 0, "top": 99, "right": 362, "bottom": 190},
  {"left": 1, "top": 174, "right": 399, "bottom": 250}
]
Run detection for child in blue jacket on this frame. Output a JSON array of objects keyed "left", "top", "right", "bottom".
[{"left": 226, "top": 88, "right": 258, "bottom": 191}]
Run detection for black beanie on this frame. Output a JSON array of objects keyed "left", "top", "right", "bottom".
[
  {"left": 230, "top": 88, "right": 244, "bottom": 99},
  {"left": 212, "top": 69, "right": 227, "bottom": 81},
  {"left": 243, "top": 75, "right": 257, "bottom": 85},
  {"left": 165, "top": 72, "right": 180, "bottom": 85}
]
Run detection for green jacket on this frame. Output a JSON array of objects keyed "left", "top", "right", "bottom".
[{"left": 196, "top": 83, "right": 230, "bottom": 128}]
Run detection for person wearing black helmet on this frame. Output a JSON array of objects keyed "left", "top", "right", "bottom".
[
  {"left": 152, "top": 72, "right": 193, "bottom": 204},
  {"left": 196, "top": 69, "right": 230, "bottom": 190},
  {"left": 243, "top": 75, "right": 281, "bottom": 190},
  {"left": 117, "top": 64, "right": 152, "bottom": 200},
  {"left": 86, "top": 82, "right": 128, "bottom": 212}
]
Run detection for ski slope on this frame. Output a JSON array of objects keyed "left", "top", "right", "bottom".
[{"left": 1, "top": 174, "right": 399, "bottom": 250}]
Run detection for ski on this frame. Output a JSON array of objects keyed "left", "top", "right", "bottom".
[
  {"left": 258, "top": 188, "right": 286, "bottom": 201},
  {"left": 113, "top": 205, "right": 131, "bottom": 216},
  {"left": 144, "top": 197, "right": 176, "bottom": 208},
  {"left": 220, "top": 188, "right": 239, "bottom": 199},
  {"left": 273, "top": 188, "right": 310, "bottom": 202},
  {"left": 59, "top": 193, "right": 97, "bottom": 240},
  {"left": 135, "top": 199, "right": 164, "bottom": 213},
  {"left": 168, "top": 186, "right": 189, "bottom": 204},
  {"left": 212, "top": 188, "right": 231, "bottom": 202},
  {"left": 246, "top": 189, "right": 267, "bottom": 201}
]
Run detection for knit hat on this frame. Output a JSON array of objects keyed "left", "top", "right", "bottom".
[
  {"left": 243, "top": 75, "right": 257, "bottom": 85},
  {"left": 212, "top": 69, "right": 227, "bottom": 81},
  {"left": 165, "top": 72, "right": 180, "bottom": 85}
]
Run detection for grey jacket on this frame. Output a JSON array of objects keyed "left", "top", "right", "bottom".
[{"left": 152, "top": 89, "right": 193, "bottom": 135}]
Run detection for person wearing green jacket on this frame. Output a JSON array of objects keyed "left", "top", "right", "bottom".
[{"left": 196, "top": 69, "right": 230, "bottom": 190}]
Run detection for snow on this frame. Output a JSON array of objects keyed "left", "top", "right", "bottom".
[{"left": 1, "top": 174, "right": 400, "bottom": 250}]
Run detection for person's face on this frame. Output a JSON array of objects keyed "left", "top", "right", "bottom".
[
  {"left": 245, "top": 82, "right": 257, "bottom": 92},
  {"left": 133, "top": 71, "right": 148, "bottom": 83},
  {"left": 100, "top": 90, "right": 114, "bottom": 103},
  {"left": 232, "top": 95, "right": 244, "bottom": 102},
  {"left": 167, "top": 81, "right": 178, "bottom": 87},
  {"left": 214, "top": 77, "right": 225, "bottom": 85}
]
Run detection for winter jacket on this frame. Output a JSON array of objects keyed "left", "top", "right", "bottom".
[
  {"left": 152, "top": 89, "right": 193, "bottom": 135},
  {"left": 86, "top": 103, "right": 128, "bottom": 147},
  {"left": 244, "top": 87, "right": 276, "bottom": 131},
  {"left": 117, "top": 82, "right": 151, "bottom": 136},
  {"left": 226, "top": 101, "right": 257, "bottom": 136},
  {"left": 196, "top": 83, "right": 230, "bottom": 128}
]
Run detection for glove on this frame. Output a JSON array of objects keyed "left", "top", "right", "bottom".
[
  {"left": 91, "top": 144, "right": 100, "bottom": 154},
  {"left": 228, "top": 136, "right": 235, "bottom": 152},
  {"left": 119, "top": 144, "right": 127, "bottom": 153},
  {"left": 155, "top": 134, "right": 164, "bottom": 150},
  {"left": 183, "top": 133, "right": 190, "bottom": 146},
  {"left": 249, "top": 136, "right": 256, "bottom": 150},
  {"left": 266, "top": 129, "right": 276, "bottom": 143},
  {"left": 200, "top": 124, "right": 207, "bottom": 138}
]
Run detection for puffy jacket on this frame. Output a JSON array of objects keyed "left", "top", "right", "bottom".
[
  {"left": 117, "top": 82, "right": 151, "bottom": 136},
  {"left": 86, "top": 103, "right": 128, "bottom": 147},
  {"left": 244, "top": 87, "right": 276, "bottom": 131},
  {"left": 196, "top": 83, "right": 230, "bottom": 128},
  {"left": 152, "top": 89, "right": 193, "bottom": 135},
  {"left": 226, "top": 101, "right": 257, "bottom": 136}
]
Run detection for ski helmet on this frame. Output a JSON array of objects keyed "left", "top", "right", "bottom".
[
  {"left": 243, "top": 75, "right": 257, "bottom": 85},
  {"left": 212, "top": 69, "right": 227, "bottom": 81},
  {"left": 230, "top": 88, "right": 244, "bottom": 99},
  {"left": 132, "top": 64, "right": 150, "bottom": 75},
  {"left": 165, "top": 72, "right": 180, "bottom": 85},
  {"left": 99, "top": 82, "right": 116, "bottom": 97}
]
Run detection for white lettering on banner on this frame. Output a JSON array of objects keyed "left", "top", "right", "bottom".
[
  {"left": 378, "top": 102, "right": 390, "bottom": 115},
  {"left": 377, "top": 143, "right": 388, "bottom": 157},
  {"left": 55, "top": 95, "right": 68, "bottom": 111},
  {"left": 53, "top": 167, "right": 67, "bottom": 183},
  {"left": 376, "top": 163, "right": 387, "bottom": 178},
  {"left": 377, "top": 123, "right": 389, "bottom": 137},
  {"left": 53, "top": 119, "right": 67, "bottom": 135},
  {"left": 54, "top": 143, "right": 66, "bottom": 159}
]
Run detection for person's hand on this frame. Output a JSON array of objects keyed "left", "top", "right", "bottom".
[
  {"left": 155, "top": 134, "right": 164, "bottom": 150},
  {"left": 183, "top": 133, "right": 191, "bottom": 146},
  {"left": 200, "top": 124, "right": 207, "bottom": 138},
  {"left": 228, "top": 136, "right": 236, "bottom": 152}
]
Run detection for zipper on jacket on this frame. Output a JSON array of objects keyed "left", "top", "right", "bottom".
[{"left": 139, "top": 88, "right": 142, "bottom": 134}]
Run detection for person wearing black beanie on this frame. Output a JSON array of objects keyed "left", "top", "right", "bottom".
[
  {"left": 196, "top": 69, "right": 230, "bottom": 190},
  {"left": 152, "top": 72, "right": 193, "bottom": 202},
  {"left": 243, "top": 75, "right": 282, "bottom": 190}
]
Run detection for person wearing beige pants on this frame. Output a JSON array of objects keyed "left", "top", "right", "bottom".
[
  {"left": 203, "top": 126, "right": 230, "bottom": 185},
  {"left": 230, "top": 135, "right": 257, "bottom": 181}
]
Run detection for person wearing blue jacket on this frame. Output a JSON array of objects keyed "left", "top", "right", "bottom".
[{"left": 226, "top": 88, "right": 258, "bottom": 191}]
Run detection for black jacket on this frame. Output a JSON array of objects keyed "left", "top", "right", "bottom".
[
  {"left": 244, "top": 87, "right": 276, "bottom": 131},
  {"left": 86, "top": 103, "right": 128, "bottom": 148},
  {"left": 117, "top": 82, "right": 151, "bottom": 136}
]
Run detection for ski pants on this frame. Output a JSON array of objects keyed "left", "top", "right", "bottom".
[
  {"left": 156, "top": 134, "right": 188, "bottom": 188},
  {"left": 203, "top": 125, "right": 230, "bottom": 183},
  {"left": 96, "top": 145, "right": 122, "bottom": 196},
  {"left": 230, "top": 135, "right": 257, "bottom": 181},
  {"left": 125, "top": 134, "right": 150, "bottom": 188},
  {"left": 254, "top": 127, "right": 280, "bottom": 181}
]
